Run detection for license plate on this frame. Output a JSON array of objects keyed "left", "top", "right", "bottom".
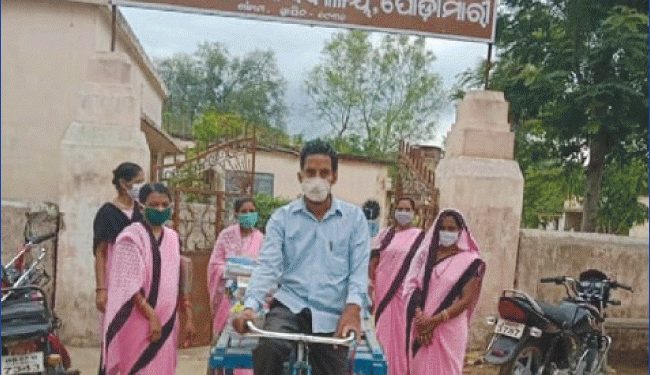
[
  {"left": 494, "top": 318, "right": 525, "bottom": 339},
  {"left": 1, "top": 352, "right": 44, "bottom": 375}
]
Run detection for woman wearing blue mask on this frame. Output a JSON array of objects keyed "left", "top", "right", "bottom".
[
  {"left": 207, "top": 197, "right": 264, "bottom": 351},
  {"left": 101, "top": 183, "right": 196, "bottom": 375}
]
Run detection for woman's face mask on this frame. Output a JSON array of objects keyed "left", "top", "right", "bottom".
[
  {"left": 394, "top": 211, "right": 414, "bottom": 226},
  {"left": 144, "top": 206, "right": 172, "bottom": 226},
  {"left": 239, "top": 212, "right": 259, "bottom": 229},
  {"left": 129, "top": 183, "right": 145, "bottom": 202},
  {"left": 438, "top": 230, "right": 459, "bottom": 247}
]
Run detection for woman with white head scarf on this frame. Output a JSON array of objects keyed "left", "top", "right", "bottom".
[{"left": 403, "top": 209, "right": 486, "bottom": 375}]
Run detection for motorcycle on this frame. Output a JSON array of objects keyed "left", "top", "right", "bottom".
[
  {"left": 1, "top": 232, "right": 78, "bottom": 375},
  {"left": 484, "top": 269, "right": 632, "bottom": 375}
]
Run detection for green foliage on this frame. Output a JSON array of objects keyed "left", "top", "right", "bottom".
[
  {"left": 597, "top": 156, "right": 649, "bottom": 235},
  {"left": 305, "top": 31, "right": 446, "bottom": 155},
  {"left": 155, "top": 42, "right": 288, "bottom": 143},
  {"left": 253, "top": 193, "right": 291, "bottom": 232},
  {"left": 516, "top": 124, "right": 585, "bottom": 228},
  {"left": 522, "top": 163, "right": 585, "bottom": 228},
  {"left": 455, "top": 0, "right": 649, "bottom": 232},
  {"left": 193, "top": 111, "right": 246, "bottom": 148}
]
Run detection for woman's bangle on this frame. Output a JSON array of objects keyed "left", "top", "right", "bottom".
[
  {"left": 441, "top": 309, "right": 450, "bottom": 322},
  {"left": 181, "top": 295, "right": 192, "bottom": 309},
  {"left": 96, "top": 287, "right": 107, "bottom": 292}
]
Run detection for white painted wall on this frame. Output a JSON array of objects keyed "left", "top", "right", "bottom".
[
  {"left": 255, "top": 149, "right": 392, "bottom": 227},
  {"left": 1, "top": 0, "right": 165, "bottom": 202},
  {"left": 2, "top": 0, "right": 166, "bottom": 345}
]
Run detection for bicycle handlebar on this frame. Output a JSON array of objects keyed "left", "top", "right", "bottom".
[{"left": 246, "top": 321, "right": 356, "bottom": 346}]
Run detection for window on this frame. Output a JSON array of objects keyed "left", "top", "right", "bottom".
[{"left": 225, "top": 171, "right": 274, "bottom": 196}]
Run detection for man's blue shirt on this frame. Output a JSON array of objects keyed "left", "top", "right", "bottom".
[{"left": 244, "top": 196, "right": 370, "bottom": 333}]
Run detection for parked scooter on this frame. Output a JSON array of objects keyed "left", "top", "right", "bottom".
[
  {"left": 1, "top": 232, "right": 78, "bottom": 375},
  {"left": 484, "top": 269, "right": 632, "bottom": 375}
]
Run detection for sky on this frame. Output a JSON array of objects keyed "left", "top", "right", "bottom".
[{"left": 120, "top": 4, "right": 490, "bottom": 146}]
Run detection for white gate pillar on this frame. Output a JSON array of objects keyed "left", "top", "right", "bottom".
[
  {"left": 436, "top": 90, "right": 524, "bottom": 348},
  {"left": 57, "top": 52, "right": 150, "bottom": 345}
]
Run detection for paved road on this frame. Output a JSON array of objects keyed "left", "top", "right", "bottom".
[{"left": 68, "top": 346, "right": 648, "bottom": 375}]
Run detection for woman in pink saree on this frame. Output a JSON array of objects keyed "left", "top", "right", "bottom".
[
  {"left": 368, "top": 197, "right": 425, "bottom": 375},
  {"left": 403, "top": 209, "right": 485, "bottom": 375},
  {"left": 207, "top": 197, "right": 264, "bottom": 335},
  {"left": 102, "top": 183, "right": 195, "bottom": 375}
]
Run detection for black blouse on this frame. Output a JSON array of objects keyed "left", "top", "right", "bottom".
[{"left": 92, "top": 202, "right": 143, "bottom": 254}]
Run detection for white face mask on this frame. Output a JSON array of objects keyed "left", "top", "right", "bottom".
[
  {"left": 439, "top": 230, "right": 459, "bottom": 247},
  {"left": 394, "top": 211, "right": 414, "bottom": 226},
  {"left": 129, "top": 183, "right": 145, "bottom": 203},
  {"left": 301, "top": 177, "right": 331, "bottom": 203}
]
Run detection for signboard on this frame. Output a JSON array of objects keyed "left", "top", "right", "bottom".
[{"left": 117, "top": 0, "right": 498, "bottom": 42}]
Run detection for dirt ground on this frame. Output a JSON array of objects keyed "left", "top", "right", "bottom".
[
  {"left": 68, "top": 346, "right": 648, "bottom": 375},
  {"left": 462, "top": 350, "right": 649, "bottom": 375}
]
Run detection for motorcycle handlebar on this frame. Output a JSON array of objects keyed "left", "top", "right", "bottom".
[
  {"left": 540, "top": 277, "right": 563, "bottom": 284},
  {"left": 611, "top": 281, "right": 633, "bottom": 292},
  {"left": 26, "top": 232, "right": 56, "bottom": 245}
]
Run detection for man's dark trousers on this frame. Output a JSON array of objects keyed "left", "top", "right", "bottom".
[{"left": 252, "top": 300, "right": 348, "bottom": 375}]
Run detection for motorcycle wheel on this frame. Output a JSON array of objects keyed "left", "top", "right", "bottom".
[{"left": 499, "top": 344, "right": 543, "bottom": 375}]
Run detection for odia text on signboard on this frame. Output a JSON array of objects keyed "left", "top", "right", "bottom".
[{"left": 118, "top": 0, "right": 498, "bottom": 42}]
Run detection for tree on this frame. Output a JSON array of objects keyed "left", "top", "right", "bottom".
[
  {"left": 193, "top": 109, "right": 290, "bottom": 148},
  {"left": 597, "top": 144, "right": 649, "bottom": 235},
  {"left": 193, "top": 111, "right": 246, "bottom": 149},
  {"left": 305, "top": 31, "right": 446, "bottom": 156},
  {"left": 253, "top": 193, "right": 291, "bottom": 232},
  {"left": 156, "top": 53, "right": 203, "bottom": 137},
  {"left": 155, "top": 42, "right": 288, "bottom": 141},
  {"left": 456, "top": 0, "right": 648, "bottom": 232}
]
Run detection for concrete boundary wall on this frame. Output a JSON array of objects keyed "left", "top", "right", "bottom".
[{"left": 515, "top": 229, "right": 649, "bottom": 360}]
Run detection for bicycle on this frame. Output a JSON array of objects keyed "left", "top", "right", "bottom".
[
  {"left": 206, "top": 257, "right": 388, "bottom": 375},
  {"left": 246, "top": 321, "right": 356, "bottom": 375}
]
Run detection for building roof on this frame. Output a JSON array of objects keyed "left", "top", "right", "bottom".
[
  {"left": 141, "top": 114, "right": 182, "bottom": 154},
  {"left": 256, "top": 144, "right": 394, "bottom": 166},
  {"left": 171, "top": 138, "right": 394, "bottom": 166}
]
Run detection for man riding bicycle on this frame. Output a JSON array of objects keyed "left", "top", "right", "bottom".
[{"left": 233, "top": 140, "right": 370, "bottom": 375}]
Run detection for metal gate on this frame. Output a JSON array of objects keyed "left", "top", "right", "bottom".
[
  {"left": 393, "top": 140, "right": 440, "bottom": 230},
  {"left": 153, "top": 136, "right": 257, "bottom": 251},
  {"left": 153, "top": 136, "right": 257, "bottom": 346}
]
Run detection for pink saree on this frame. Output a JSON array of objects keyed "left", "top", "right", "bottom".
[
  {"left": 371, "top": 227, "right": 423, "bottom": 375},
  {"left": 101, "top": 222, "right": 181, "bottom": 375},
  {"left": 207, "top": 224, "right": 264, "bottom": 334},
  {"left": 403, "top": 210, "right": 485, "bottom": 375}
]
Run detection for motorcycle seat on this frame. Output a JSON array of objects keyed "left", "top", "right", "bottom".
[
  {"left": 1, "top": 299, "right": 51, "bottom": 341},
  {"left": 2, "top": 299, "right": 50, "bottom": 320},
  {"left": 1, "top": 322, "right": 51, "bottom": 342},
  {"left": 537, "top": 301, "right": 578, "bottom": 328}
]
